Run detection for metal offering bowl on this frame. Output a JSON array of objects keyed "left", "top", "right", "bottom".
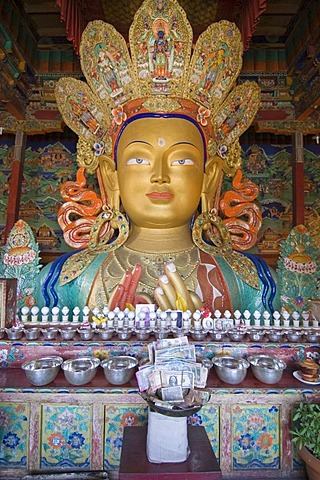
[
  {"left": 212, "top": 356, "right": 250, "bottom": 384},
  {"left": 61, "top": 357, "right": 100, "bottom": 386},
  {"left": 210, "top": 330, "right": 227, "bottom": 342},
  {"left": 228, "top": 330, "right": 247, "bottom": 342},
  {"left": 59, "top": 326, "right": 77, "bottom": 340},
  {"left": 117, "top": 328, "right": 133, "bottom": 340},
  {"left": 286, "top": 330, "right": 303, "bottom": 342},
  {"left": 135, "top": 329, "right": 151, "bottom": 341},
  {"left": 266, "top": 330, "right": 284, "bottom": 342},
  {"left": 248, "top": 354, "right": 287, "bottom": 384},
  {"left": 77, "top": 328, "right": 94, "bottom": 340},
  {"left": 23, "top": 327, "right": 41, "bottom": 340},
  {"left": 5, "top": 327, "right": 23, "bottom": 340},
  {"left": 41, "top": 327, "right": 58, "bottom": 340},
  {"left": 248, "top": 330, "right": 265, "bottom": 342},
  {"left": 96, "top": 328, "right": 114, "bottom": 340},
  {"left": 154, "top": 328, "right": 170, "bottom": 340},
  {"left": 306, "top": 330, "right": 320, "bottom": 343},
  {"left": 101, "top": 355, "right": 138, "bottom": 385},
  {"left": 22, "top": 356, "right": 63, "bottom": 386},
  {"left": 190, "top": 329, "right": 207, "bottom": 341}
]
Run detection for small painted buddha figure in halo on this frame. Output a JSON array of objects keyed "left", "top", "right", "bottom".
[{"left": 35, "top": 0, "right": 279, "bottom": 314}]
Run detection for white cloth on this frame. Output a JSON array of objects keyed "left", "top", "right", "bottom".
[{"left": 146, "top": 408, "right": 190, "bottom": 463}]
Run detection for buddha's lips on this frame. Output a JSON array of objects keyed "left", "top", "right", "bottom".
[{"left": 146, "top": 192, "right": 173, "bottom": 199}]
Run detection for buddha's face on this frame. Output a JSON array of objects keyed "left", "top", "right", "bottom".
[{"left": 116, "top": 117, "right": 205, "bottom": 228}]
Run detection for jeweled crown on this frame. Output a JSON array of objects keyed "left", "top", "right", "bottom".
[{"left": 55, "top": 0, "right": 260, "bottom": 177}]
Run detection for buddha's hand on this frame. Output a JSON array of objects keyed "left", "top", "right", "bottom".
[
  {"left": 108, "top": 265, "right": 152, "bottom": 310},
  {"left": 154, "top": 262, "right": 203, "bottom": 312}
]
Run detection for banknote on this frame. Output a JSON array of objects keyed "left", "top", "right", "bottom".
[
  {"left": 154, "top": 335, "right": 189, "bottom": 350},
  {"left": 161, "top": 385, "right": 184, "bottom": 402}
]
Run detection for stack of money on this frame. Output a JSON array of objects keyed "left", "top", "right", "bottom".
[{"left": 136, "top": 336, "right": 210, "bottom": 413}]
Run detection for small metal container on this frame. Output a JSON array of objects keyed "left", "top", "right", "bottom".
[
  {"left": 210, "top": 330, "right": 226, "bottom": 342},
  {"left": 248, "top": 354, "right": 287, "bottom": 384},
  {"left": 96, "top": 328, "right": 114, "bottom": 340},
  {"left": 101, "top": 355, "right": 138, "bottom": 385},
  {"left": 154, "top": 328, "right": 170, "bottom": 340},
  {"left": 117, "top": 328, "right": 133, "bottom": 340},
  {"left": 23, "top": 327, "right": 41, "bottom": 340},
  {"left": 61, "top": 357, "right": 100, "bottom": 386},
  {"left": 135, "top": 329, "right": 151, "bottom": 341},
  {"left": 22, "top": 356, "right": 63, "bottom": 386},
  {"left": 248, "top": 330, "right": 265, "bottom": 342},
  {"left": 266, "top": 330, "right": 284, "bottom": 342},
  {"left": 212, "top": 356, "right": 250, "bottom": 384},
  {"left": 41, "top": 327, "right": 58, "bottom": 340},
  {"left": 5, "top": 327, "right": 23, "bottom": 340},
  {"left": 77, "top": 328, "right": 94, "bottom": 340},
  {"left": 190, "top": 329, "right": 207, "bottom": 341},
  {"left": 228, "top": 330, "right": 247, "bottom": 342},
  {"left": 59, "top": 326, "right": 77, "bottom": 340},
  {"left": 306, "top": 331, "right": 320, "bottom": 343},
  {"left": 286, "top": 330, "right": 303, "bottom": 342}
]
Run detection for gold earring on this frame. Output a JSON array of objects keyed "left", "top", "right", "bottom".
[
  {"left": 60, "top": 206, "right": 129, "bottom": 286},
  {"left": 192, "top": 208, "right": 259, "bottom": 289},
  {"left": 88, "top": 205, "right": 129, "bottom": 252}
]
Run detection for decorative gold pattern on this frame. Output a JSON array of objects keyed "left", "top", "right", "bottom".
[
  {"left": 77, "top": 138, "right": 99, "bottom": 174},
  {"left": 55, "top": 0, "right": 261, "bottom": 174},
  {"left": 60, "top": 207, "right": 129, "bottom": 285},
  {"left": 223, "top": 139, "right": 242, "bottom": 177},
  {"left": 102, "top": 244, "right": 200, "bottom": 298},
  {"left": 192, "top": 209, "right": 259, "bottom": 288}
]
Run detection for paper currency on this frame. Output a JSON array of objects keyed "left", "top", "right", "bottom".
[{"left": 161, "top": 386, "right": 184, "bottom": 402}]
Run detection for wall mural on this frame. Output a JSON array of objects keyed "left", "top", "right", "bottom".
[{"left": 0, "top": 138, "right": 319, "bottom": 261}]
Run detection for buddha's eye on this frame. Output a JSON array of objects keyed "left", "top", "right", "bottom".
[
  {"left": 126, "top": 157, "right": 150, "bottom": 165},
  {"left": 171, "top": 158, "right": 194, "bottom": 166}
]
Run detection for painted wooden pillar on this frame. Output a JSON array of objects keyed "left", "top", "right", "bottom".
[
  {"left": 292, "top": 132, "right": 305, "bottom": 226},
  {"left": 4, "top": 130, "right": 26, "bottom": 241}
]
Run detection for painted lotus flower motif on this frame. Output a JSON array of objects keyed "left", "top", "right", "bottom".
[
  {"left": 197, "top": 106, "right": 210, "bottom": 126},
  {"left": 284, "top": 256, "right": 316, "bottom": 274},
  {"left": 112, "top": 105, "right": 127, "bottom": 125},
  {"left": 4, "top": 249, "right": 36, "bottom": 266}
]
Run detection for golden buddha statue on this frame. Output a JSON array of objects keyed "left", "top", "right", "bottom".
[{"left": 35, "top": 0, "right": 279, "bottom": 314}]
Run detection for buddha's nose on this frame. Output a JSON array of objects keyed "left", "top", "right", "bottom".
[{"left": 150, "top": 156, "right": 170, "bottom": 184}]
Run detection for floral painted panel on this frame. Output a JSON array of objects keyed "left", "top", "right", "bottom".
[
  {"left": 188, "top": 404, "right": 220, "bottom": 460},
  {"left": 104, "top": 404, "right": 148, "bottom": 470},
  {"left": 41, "top": 403, "right": 92, "bottom": 469},
  {"left": 232, "top": 404, "right": 280, "bottom": 470},
  {"left": 0, "top": 402, "right": 29, "bottom": 469}
]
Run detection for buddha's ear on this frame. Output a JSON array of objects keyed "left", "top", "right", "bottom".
[
  {"left": 98, "top": 155, "right": 120, "bottom": 211},
  {"left": 201, "top": 154, "right": 223, "bottom": 213}
]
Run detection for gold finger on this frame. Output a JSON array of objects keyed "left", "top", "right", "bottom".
[
  {"left": 158, "top": 274, "right": 177, "bottom": 307},
  {"left": 164, "top": 263, "right": 194, "bottom": 311},
  {"left": 154, "top": 286, "right": 171, "bottom": 311}
]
